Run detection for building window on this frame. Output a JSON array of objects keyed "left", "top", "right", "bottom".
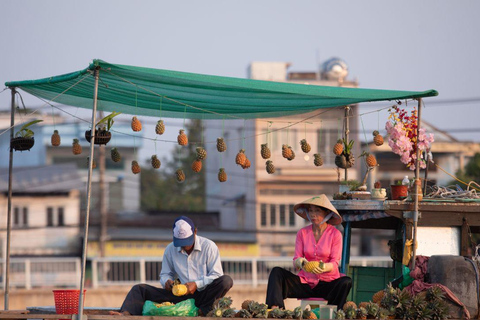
[
  {"left": 260, "top": 204, "right": 267, "bottom": 226},
  {"left": 270, "top": 204, "right": 276, "bottom": 226},
  {"left": 279, "top": 205, "right": 286, "bottom": 226},
  {"left": 58, "top": 207, "right": 65, "bottom": 226},
  {"left": 289, "top": 204, "right": 295, "bottom": 226},
  {"left": 13, "top": 207, "right": 28, "bottom": 227},
  {"left": 47, "top": 207, "right": 54, "bottom": 226}
]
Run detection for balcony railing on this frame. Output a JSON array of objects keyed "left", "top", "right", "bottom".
[{"left": 0, "top": 256, "right": 391, "bottom": 289}]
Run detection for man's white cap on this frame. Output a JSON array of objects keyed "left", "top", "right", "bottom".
[{"left": 173, "top": 216, "right": 195, "bottom": 247}]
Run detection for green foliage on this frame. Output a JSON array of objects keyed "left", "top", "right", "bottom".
[
  {"left": 340, "top": 179, "right": 361, "bottom": 191},
  {"left": 15, "top": 119, "right": 43, "bottom": 138},
  {"left": 96, "top": 112, "right": 121, "bottom": 131},
  {"left": 140, "top": 119, "right": 205, "bottom": 211},
  {"left": 450, "top": 152, "right": 480, "bottom": 186}
]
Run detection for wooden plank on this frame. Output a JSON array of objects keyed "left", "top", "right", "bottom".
[
  {"left": 0, "top": 311, "right": 29, "bottom": 315},
  {"left": 0, "top": 314, "right": 72, "bottom": 319}
]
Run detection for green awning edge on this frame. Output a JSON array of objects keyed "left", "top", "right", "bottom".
[{"left": 5, "top": 67, "right": 91, "bottom": 87}]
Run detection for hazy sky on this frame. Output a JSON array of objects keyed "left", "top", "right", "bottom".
[{"left": 1, "top": 0, "right": 479, "bottom": 162}]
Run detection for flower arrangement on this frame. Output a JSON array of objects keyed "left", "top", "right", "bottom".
[{"left": 385, "top": 105, "right": 434, "bottom": 170}]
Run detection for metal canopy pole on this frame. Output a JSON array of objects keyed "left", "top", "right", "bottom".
[
  {"left": 411, "top": 98, "right": 422, "bottom": 270},
  {"left": 4, "top": 87, "right": 16, "bottom": 310},
  {"left": 77, "top": 67, "right": 100, "bottom": 318},
  {"left": 344, "top": 105, "right": 350, "bottom": 181}
]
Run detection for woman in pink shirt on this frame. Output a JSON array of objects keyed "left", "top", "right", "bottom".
[{"left": 265, "top": 195, "right": 352, "bottom": 309}]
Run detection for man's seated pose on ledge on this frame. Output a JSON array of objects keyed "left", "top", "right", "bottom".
[{"left": 110, "top": 216, "right": 233, "bottom": 316}]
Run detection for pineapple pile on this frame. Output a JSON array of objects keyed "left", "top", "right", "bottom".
[
  {"left": 336, "top": 283, "right": 450, "bottom": 320},
  {"left": 217, "top": 138, "right": 227, "bottom": 152},
  {"left": 131, "top": 116, "right": 142, "bottom": 132},
  {"left": 235, "top": 299, "right": 316, "bottom": 319},
  {"left": 51, "top": 130, "right": 61, "bottom": 146},
  {"left": 155, "top": 120, "right": 165, "bottom": 135},
  {"left": 206, "top": 296, "right": 236, "bottom": 318}
]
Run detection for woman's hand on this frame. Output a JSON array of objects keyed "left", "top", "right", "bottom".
[
  {"left": 294, "top": 257, "right": 307, "bottom": 270},
  {"left": 311, "top": 262, "right": 334, "bottom": 274}
]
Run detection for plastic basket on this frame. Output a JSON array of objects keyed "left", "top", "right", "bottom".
[{"left": 53, "top": 290, "right": 86, "bottom": 315}]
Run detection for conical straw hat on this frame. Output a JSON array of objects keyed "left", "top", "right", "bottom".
[{"left": 293, "top": 194, "right": 342, "bottom": 225}]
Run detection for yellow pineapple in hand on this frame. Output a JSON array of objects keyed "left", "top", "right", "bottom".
[{"left": 172, "top": 284, "right": 188, "bottom": 296}]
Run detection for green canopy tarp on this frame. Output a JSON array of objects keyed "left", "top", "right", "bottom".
[{"left": 5, "top": 59, "right": 438, "bottom": 119}]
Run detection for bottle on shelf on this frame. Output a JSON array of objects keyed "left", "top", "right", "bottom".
[{"left": 402, "top": 176, "right": 410, "bottom": 186}]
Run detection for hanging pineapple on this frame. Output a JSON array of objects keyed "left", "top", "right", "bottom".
[
  {"left": 287, "top": 146, "right": 295, "bottom": 161},
  {"left": 300, "top": 139, "right": 311, "bottom": 153},
  {"left": 216, "top": 138, "right": 227, "bottom": 152},
  {"left": 192, "top": 160, "right": 202, "bottom": 173},
  {"left": 196, "top": 147, "right": 207, "bottom": 160},
  {"left": 177, "top": 129, "right": 188, "bottom": 146},
  {"left": 87, "top": 157, "right": 96, "bottom": 169},
  {"left": 241, "top": 157, "right": 251, "bottom": 169},
  {"left": 313, "top": 154, "right": 324, "bottom": 167},
  {"left": 175, "top": 169, "right": 186, "bottom": 183},
  {"left": 367, "top": 154, "right": 377, "bottom": 167},
  {"left": 373, "top": 130, "right": 384, "bottom": 146},
  {"left": 334, "top": 138, "right": 355, "bottom": 169},
  {"left": 282, "top": 144, "right": 293, "bottom": 159},
  {"left": 333, "top": 139, "right": 344, "bottom": 156},
  {"left": 111, "top": 148, "right": 121, "bottom": 162},
  {"left": 131, "top": 116, "right": 142, "bottom": 132},
  {"left": 131, "top": 160, "right": 141, "bottom": 174},
  {"left": 266, "top": 160, "right": 275, "bottom": 174},
  {"left": 151, "top": 155, "right": 161, "bottom": 169},
  {"left": 51, "top": 130, "right": 61, "bottom": 146},
  {"left": 155, "top": 120, "right": 165, "bottom": 135},
  {"left": 218, "top": 168, "right": 227, "bottom": 182},
  {"left": 235, "top": 149, "right": 247, "bottom": 166},
  {"left": 72, "top": 139, "right": 82, "bottom": 155},
  {"left": 260, "top": 143, "right": 271, "bottom": 159}
]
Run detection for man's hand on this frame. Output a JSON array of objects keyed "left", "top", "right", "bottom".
[
  {"left": 185, "top": 281, "right": 197, "bottom": 295},
  {"left": 164, "top": 279, "right": 174, "bottom": 291},
  {"left": 294, "top": 257, "right": 307, "bottom": 270}
]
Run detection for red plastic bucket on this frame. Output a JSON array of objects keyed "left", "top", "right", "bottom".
[
  {"left": 53, "top": 290, "right": 86, "bottom": 315},
  {"left": 390, "top": 185, "right": 408, "bottom": 200}
]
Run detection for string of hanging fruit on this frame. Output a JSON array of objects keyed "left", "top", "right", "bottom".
[{"left": 47, "top": 111, "right": 388, "bottom": 184}]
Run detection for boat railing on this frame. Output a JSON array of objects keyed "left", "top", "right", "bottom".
[{"left": 0, "top": 256, "right": 391, "bottom": 289}]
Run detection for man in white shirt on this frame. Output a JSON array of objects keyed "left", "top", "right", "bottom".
[{"left": 111, "top": 216, "right": 233, "bottom": 316}]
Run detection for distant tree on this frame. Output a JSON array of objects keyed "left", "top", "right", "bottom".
[
  {"left": 450, "top": 152, "right": 480, "bottom": 187},
  {"left": 141, "top": 119, "right": 205, "bottom": 211}
]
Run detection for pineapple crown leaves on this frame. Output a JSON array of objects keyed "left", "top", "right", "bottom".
[
  {"left": 73, "top": 138, "right": 80, "bottom": 144},
  {"left": 373, "top": 130, "right": 380, "bottom": 136},
  {"left": 95, "top": 112, "right": 121, "bottom": 131},
  {"left": 15, "top": 119, "right": 43, "bottom": 138},
  {"left": 342, "top": 138, "right": 355, "bottom": 154},
  {"left": 53, "top": 129, "right": 59, "bottom": 134}
]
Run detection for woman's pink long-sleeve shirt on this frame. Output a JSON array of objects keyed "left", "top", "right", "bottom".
[{"left": 293, "top": 224, "right": 343, "bottom": 287}]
